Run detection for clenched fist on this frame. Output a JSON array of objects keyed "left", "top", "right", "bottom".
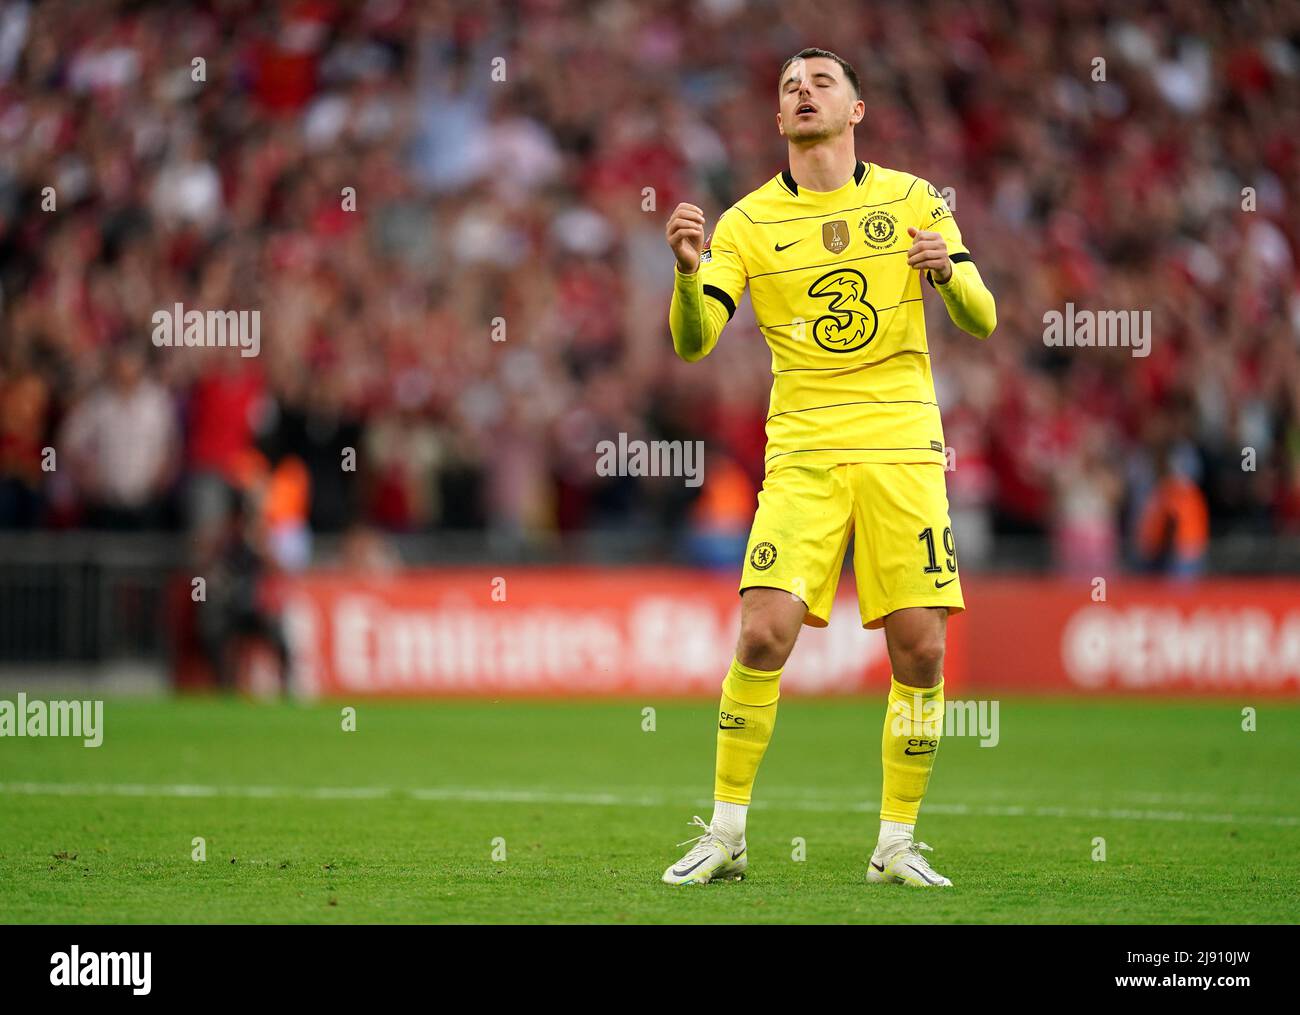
[
  {"left": 666, "top": 203, "right": 707, "bottom": 275},
  {"left": 906, "top": 226, "right": 952, "bottom": 284}
]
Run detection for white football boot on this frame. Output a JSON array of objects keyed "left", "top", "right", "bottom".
[
  {"left": 866, "top": 840, "right": 953, "bottom": 887},
  {"left": 661, "top": 816, "right": 747, "bottom": 885}
]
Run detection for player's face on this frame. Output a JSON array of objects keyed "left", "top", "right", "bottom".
[{"left": 777, "top": 57, "right": 863, "bottom": 143}]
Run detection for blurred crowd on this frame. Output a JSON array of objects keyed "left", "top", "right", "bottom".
[{"left": 1, "top": 0, "right": 1298, "bottom": 576}]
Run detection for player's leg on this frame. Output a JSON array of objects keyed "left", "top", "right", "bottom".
[
  {"left": 850, "top": 462, "right": 962, "bottom": 886},
  {"left": 870, "top": 606, "right": 952, "bottom": 885},
  {"left": 662, "top": 589, "right": 807, "bottom": 886},
  {"left": 711, "top": 586, "right": 807, "bottom": 833},
  {"left": 663, "top": 465, "right": 850, "bottom": 885}
]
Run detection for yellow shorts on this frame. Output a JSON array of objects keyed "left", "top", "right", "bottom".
[{"left": 740, "top": 462, "right": 964, "bottom": 629}]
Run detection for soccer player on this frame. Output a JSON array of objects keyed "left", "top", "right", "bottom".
[{"left": 662, "top": 48, "right": 995, "bottom": 888}]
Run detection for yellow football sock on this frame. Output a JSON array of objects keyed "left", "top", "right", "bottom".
[
  {"left": 714, "top": 658, "right": 781, "bottom": 805},
  {"left": 880, "top": 675, "right": 944, "bottom": 824}
]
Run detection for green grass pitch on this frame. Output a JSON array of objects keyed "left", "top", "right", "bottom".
[{"left": 1, "top": 696, "right": 1297, "bottom": 923}]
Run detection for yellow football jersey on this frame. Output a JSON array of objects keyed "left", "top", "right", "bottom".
[{"left": 686, "top": 160, "right": 983, "bottom": 470}]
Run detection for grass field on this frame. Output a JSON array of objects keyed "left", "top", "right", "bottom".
[{"left": 1, "top": 695, "right": 1298, "bottom": 923}]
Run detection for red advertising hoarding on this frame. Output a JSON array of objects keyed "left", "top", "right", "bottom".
[
  {"left": 278, "top": 568, "right": 897, "bottom": 698},
  {"left": 272, "top": 570, "right": 1300, "bottom": 698},
  {"left": 961, "top": 578, "right": 1300, "bottom": 695}
]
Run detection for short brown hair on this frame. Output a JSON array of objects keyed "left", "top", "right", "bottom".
[{"left": 779, "top": 48, "right": 861, "bottom": 100}]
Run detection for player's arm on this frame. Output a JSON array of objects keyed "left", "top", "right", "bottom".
[
  {"left": 907, "top": 185, "right": 996, "bottom": 340},
  {"left": 666, "top": 204, "right": 746, "bottom": 363}
]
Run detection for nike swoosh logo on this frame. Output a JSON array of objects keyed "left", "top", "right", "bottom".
[
  {"left": 719, "top": 723, "right": 745, "bottom": 730},
  {"left": 905, "top": 863, "right": 943, "bottom": 885},
  {"left": 731, "top": 847, "right": 746, "bottom": 860},
  {"left": 904, "top": 748, "right": 936, "bottom": 755},
  {"left": 774, "top": 240, "right": 802, "bottom": 251},
  {"left": 934, "top": 578, "right": 956, "bottom": 589},
  {"left": 870, "top": 861, "right": 885, "bottom": 872},
  {"left": 672, "top": 855, "right": 712, "bottom": 877}
]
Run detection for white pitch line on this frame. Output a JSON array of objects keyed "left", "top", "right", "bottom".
[
  {"left": 1, "top": 780, "right": 1297, "bottom": 828},
  {"left": 0, "top": 781, "right": 394, "bottom": 801}
]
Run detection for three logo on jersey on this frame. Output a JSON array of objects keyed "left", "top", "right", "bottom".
[{"left": 807, "top": 268, "right": 879, "bottom": 353}]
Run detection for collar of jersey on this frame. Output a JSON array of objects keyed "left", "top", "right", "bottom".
[{"left": 780, "top": 159, "right": 868, "bottom": 198}]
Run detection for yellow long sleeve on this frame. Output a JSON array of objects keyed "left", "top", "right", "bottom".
[
  {"left": 668, "top": 267, "right": 731, "bottom": 362},
  {"left": 932, "top": 259, "right": 996, "bottom": 340}
]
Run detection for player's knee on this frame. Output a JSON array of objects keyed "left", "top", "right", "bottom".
[
  {"left": 737, "top": 616, "right": 796, "bottom": 670},
  {"left": 891, "top": 630, "right": 946, "bottom": 679}
]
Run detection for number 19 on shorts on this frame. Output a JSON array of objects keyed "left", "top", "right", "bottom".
[{"left": 918, "top": 526, "right": 957, "bottom": 575}]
